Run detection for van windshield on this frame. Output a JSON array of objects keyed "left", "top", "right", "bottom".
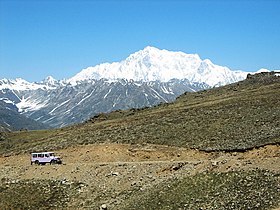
[{"left": 49, "top": 153, "right": 54, "bottom": 156}]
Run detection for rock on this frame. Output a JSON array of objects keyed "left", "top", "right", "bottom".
[
  {"left": 211, "top": 161, "right": 218, "bottom": 167},
  {"left": 100, "top": 204, "right": 107, "bottom": 209},
  {"left": 221, "top": 159, "right": 227, "bottom": 164},
  {"left": 172, "top": 163, "right": 184, "bottom": 170},
  {"left": 60, "top": 178, "right": 67, "bottom": 184},
  {"left": 112, "top": 172, "right": 119, "bottom": 176}
]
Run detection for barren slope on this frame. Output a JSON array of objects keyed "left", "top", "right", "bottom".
[{"left": 0, "top": 144, "right": 279, "bottom": 209}]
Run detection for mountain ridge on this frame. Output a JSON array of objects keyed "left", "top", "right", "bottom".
[
  {"left": 1, "top": 47, "right": 277, "bottom": 90},
  {"left": 67, "top": 46, "right": 249, "bottom": 87},
  {"left": 0, "top": 47, "right": 278, "bottom": 129}
]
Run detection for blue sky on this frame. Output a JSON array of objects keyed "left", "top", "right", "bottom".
[{"left": 0, "top": 0, "right": 279, "bottom": 81}]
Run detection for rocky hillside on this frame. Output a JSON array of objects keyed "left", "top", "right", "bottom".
[
  {"left": 1, "top": 72, "right": 279, "bottom": 155},
  {"left": 0, "top": 100, "right": 49, "bottom": 131}
]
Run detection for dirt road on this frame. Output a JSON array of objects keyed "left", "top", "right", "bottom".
[{"left": 0, "top": 143, "right": 279, "bottom": 209}]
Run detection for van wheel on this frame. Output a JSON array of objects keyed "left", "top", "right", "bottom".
[
  {"left": 50, "top": 160, "right": 54, "bottom": 165},
  {"left": 35, "top": 160, "right": 39, "bottom": 165}
]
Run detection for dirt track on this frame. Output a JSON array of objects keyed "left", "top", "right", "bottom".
[{"left": 0, "top": 143, "right": 279, "bottom": 209}]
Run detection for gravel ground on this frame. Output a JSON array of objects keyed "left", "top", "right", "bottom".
[{"left": 0, "top": 143, "right": 279, "bottom": 209}]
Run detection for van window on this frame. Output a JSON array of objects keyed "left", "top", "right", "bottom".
[
  {"left": 32, "top": 154, "right": 37, "bottom": 158},
  {"left": 45, "top": 154, "right": 49, "bottom": 157},
  {"left": 38, "top": 154, "right": 44, "bottom": 158}
]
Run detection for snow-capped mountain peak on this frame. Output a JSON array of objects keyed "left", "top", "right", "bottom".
[
  {"left": 0, "top": 76, "right": 62, "bottom": 91},
  {"left": 0, "top": 78, "right": 40, "bottom": 91},
  {"left": 42, "top": 76, "right": 56, "bottom": 84},
  {"left": 140, "top": 46, "right": 161, "bottom": 54},
  {"left": 67, "top": 46, "right": 248, "bottom": 87},
  {"left": 40, "top": 76, "right": 67, "bottom": 87}
]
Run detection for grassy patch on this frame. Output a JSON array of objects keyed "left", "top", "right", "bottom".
[
  {"left": 123, "top": 170, "right": 280, "bottom": 210},
  {"left": 0, "top": 178, "right": 81, "bottom": 209}
]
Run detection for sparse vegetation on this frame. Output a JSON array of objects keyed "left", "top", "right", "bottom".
[
  {"left": 0, "top": 72, "right": 279, "bottom": 155},
  {"left": 123, "top": 170, "right": 280, "bottom": 210},
  {"left": 0, "top": 178, "right": 81, "bottom": 209}
]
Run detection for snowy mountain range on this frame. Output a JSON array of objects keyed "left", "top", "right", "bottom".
[
  {"left": 0, "top": 46, "right": 273, "bottom": 129},
  {"left": 68, "top": 46, "right": 247, "bottom": 87}
]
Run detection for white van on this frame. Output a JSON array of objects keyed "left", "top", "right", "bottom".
[{"left": 31, "top": 152, "right": 62, "bottom": 165}]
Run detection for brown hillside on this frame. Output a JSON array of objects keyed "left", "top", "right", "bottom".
[{"left": 1, "top": 72, "right": 279, "bottom": 155}]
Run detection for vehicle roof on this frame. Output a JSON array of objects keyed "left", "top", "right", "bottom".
[{"left": 31, "top": 152, "right": 54, "bottom": 154}]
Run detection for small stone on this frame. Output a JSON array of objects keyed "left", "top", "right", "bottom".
[
  {"left": 131, "top": 181, "right": 137, "bottom": 186},
  {"left": 112, "top": 172, "right": 119, "bottom": 176},
  {"left": 221, "top": 159, "right": 227, "bottom": 164},
  {"left": 211, "top": 161, "right": 218, "bottom": 167},
  {"left": 100, "top": 204, "right": 107, "bottom": 209}
]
